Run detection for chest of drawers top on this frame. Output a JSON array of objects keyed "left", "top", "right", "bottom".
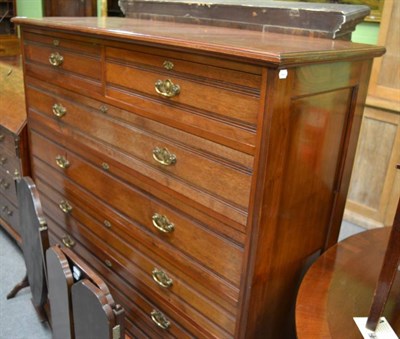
[{"left": 14, "top": 16, "right": 384, "bottom": 64}]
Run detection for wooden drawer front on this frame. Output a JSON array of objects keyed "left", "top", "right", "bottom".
[
  {"left": 0, "top": 128, "right": 19, "bottom": 177},
  {"left": 26, "top": 85, "right": 252, "bottom": 212},
  {"left": 24, "top": 43, "right": 101, "bottom": 80},
  {"left": 0, "top": 168, "right": 17, "bottom": 205},
  {"left": 30, "top": 132, "right": 244, "bottom": 288},
  {"left": 106, "top": 45, "right": 262, "bottom": 90},
  {"left": 23, "top": 30, "right": 102, "bottom": 95},
  {"left": 37, "top": 178, "right": 236, "bottom": 337},
  {"left": 29, "top": 108, "right": 248, "bottom": 234},
  {"left": 0, "top": 194, "right": 19, "bottom": 233},
  {"left": 106, "top": 60, "right": 260, "bottom": 127},
  {"left": 26, "top": 79, "right": 254, "bottom": 169},
  {"left": 47, "top": 221, "right": 193, "bottom": 339}
]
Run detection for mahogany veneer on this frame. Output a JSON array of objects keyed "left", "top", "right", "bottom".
[{"left": 13, "top": 17, "right": 384, "bottom": 338}]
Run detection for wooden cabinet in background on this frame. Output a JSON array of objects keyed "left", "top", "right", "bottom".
[
  {"left": 14, "top": 16, "right": 384, "bottom": 338},
  {"left": 344, "top": 0, "right": 400, "bottom": 229},
  {"left": 44, "top": 0, "right": 97, "bottom": 16},
  {"left": 0, "top": 58, "right": 30, "bottom": 243},
  {"left": 0, "top": 0, "right": 19, "bottom": 57}
]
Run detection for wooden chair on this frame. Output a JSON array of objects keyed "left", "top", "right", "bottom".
[
  {"left": 366, "top": 165, "right": 400, "bottom": 331},
  {"left": 47, "top": 244, "right": 125, "bottom": 339},
  {"left": 11, "top": 177, "right": 126, "bottom": 339}
]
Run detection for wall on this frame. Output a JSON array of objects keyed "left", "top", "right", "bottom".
[
  {"left": 352, "top": 21, "right": 380, "bottom": 44},
  {"left": 16, "top": 0, "right": 43, "bottom": 17}
]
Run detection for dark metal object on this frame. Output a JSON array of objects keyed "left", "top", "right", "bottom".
[{"left": 119, "top": 0, "right": 370, "bottom": 40}]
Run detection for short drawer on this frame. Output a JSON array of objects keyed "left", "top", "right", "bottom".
[
  {"left": 30, "top": 135, "right": 243, "bottom": 287},
  {"left": 44, "top": 199, "right": 235, "bottom": 338},
  {"left": 23, "top": 30, "right": 102, "bottom": 95},
  {"left": 26, "top": 84, "right": 253, "bottom": 213}
]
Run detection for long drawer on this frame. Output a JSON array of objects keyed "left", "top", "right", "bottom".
[
  {"left": 30, "top": 130, "right": 243, "bottom": 289},
  {"left": 26, "top": 83, "right": 251, "bottom": 229},
  {"left": 23, "top": 30, "right": 102, "bottom": 95}
]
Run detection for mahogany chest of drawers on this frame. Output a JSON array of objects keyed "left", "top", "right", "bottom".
[
  {"left": 14, "top": 17, "right": 384, "bottom": 338},
  {"left": 0, "top": 59, "right": 29, "bottom": 243}
]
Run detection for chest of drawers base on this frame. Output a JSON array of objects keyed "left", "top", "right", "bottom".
[{"left": 14, "top": 17, "right": 385, "bottom": 338}]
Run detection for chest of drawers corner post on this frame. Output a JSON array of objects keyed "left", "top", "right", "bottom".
[{"left": 14, "top": 17, "right": 385, "bottom": 338}]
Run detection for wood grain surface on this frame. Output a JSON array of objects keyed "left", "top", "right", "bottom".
[{"left": 296, "top": 227, "right": 400, "bottom": 338}]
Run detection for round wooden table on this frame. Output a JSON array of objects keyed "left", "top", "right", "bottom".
[{"left": 296, "top": 227, "right": 400, "bottom": 338}]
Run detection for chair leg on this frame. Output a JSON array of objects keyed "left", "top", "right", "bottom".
[
  {"left": 6, "top": 273, "right": 29, "bottom": 299},
  {"left": 366, "top": 196, "right": 400, "bottom": 331}
]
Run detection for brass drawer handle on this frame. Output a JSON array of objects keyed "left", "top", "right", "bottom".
[
  {"left": 0, "top": 156, "right": 7, "bottom": 165},
  {"left": 104, "top": 259, "right": 113, "bottom": 268},
  {"left": 52, "top": 103, "right": 67, "bottom": 118},
  {"left": 150, "top": 310, "right": 171, "bottom": 330},
  {"left": 152, "top": 213, "right": 174, "bottom": 233},
  {"left": 152, "top": 268, "right": 173, "bottom": 288},
  {"left": 0, "top": 134, "right": 4, "bottom": 142},
  {"left": 62, "top": 235, "right": 75, "bottom": 248},
  {"left": 152, "top": 147, "right": 176, "bottom": 166},
  {"left": 154, "top": 79, "right": 180, "bottom": 98},
  {"left": 59, "top": 200, "right": 73, "bottom": 214},
  {"left": 55, "top": 155, "right": 70, "bottom": 169},
  {"left": 49, "top": 52, "right": 64, "bottom": 67}
]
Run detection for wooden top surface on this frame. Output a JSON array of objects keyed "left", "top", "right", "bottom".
[
  {"left": 12, "top": 17, "right": 385, "bottom": 66},
  {"left": 0, "top": 56, "right": 26, "bottom": 134},
  {"left": 296, "top": 227, "right": 400, "bottom": 338}
]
